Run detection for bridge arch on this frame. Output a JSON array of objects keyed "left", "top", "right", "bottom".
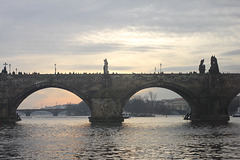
[
  {"left": 230, "top": 89, "right": 240, "bottom": 104},
  {"left": 228, "top": 91, "right": 240, "bottom": 116},
  {"left": 122, "top": 82, "right": 198, "bottom": 114},
  {"left": 10, "top": 82, "right": 91, "bottom": 114}
]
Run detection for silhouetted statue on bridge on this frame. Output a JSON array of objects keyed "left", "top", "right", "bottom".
[
  {"left": 103, "top": 59, "right": 109, "bottom": 74},
  {"left": 199, "top": 59, "right": 206, "bottom": 74},
  {"left": 1, "top": 62, "right": 8, "bottom": 74},
  {"left": 1, "top": 66, "right": 7, "bottom": 74},
  {"left": 209, "top": 55, "right": 220, "bottom": 74}
]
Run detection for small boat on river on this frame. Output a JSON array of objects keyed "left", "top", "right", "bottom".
[
  {"left": 122, "top": 111, "right": 131, "bottom": 119},
  {"left": 233, "top": 107, "right": 240, "bottom": 117},
  {"left": 232, "top": 97, "right": 240, "bottom": 117}
]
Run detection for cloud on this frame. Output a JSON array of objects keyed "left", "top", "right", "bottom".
[
  {"left": 220, "top": 65, "right": 240, "bottom": 73},
  {"left": 163, "top": 66, "right": 198, "bottom": 73},
  {"left": 1, "top": 0, "right": 239, "bottom": 59},
  {"left": 67, "top": 43, "right": 124, "bottom": 54},
  {"left": 110, "top": 66, "right": 134, "bottom": 71},
  {"left": 221, "top": 50, "right": 240, "bottom": 56}
]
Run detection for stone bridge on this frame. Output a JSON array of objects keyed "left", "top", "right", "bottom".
[
  {"left": 0, "top": 73, "right": 240, "bottom": 123},
  {"left": 17, "top": 108, "right": 67, "bottom": 116}
]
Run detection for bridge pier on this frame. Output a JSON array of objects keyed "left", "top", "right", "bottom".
[
  {"left": 0, "top": 99, "right": 20, "bottom": 122},
  {"left": 190, "top": 96, "right": 230, "bottom": 123},
  {"left": 0, "top": 98, "right": 8, "bottom": 115},
  {"left": 0, "top": 101, "right": 9, "bottom": 121},
  {"left": 88, "top": 97, "right": 124, "bottom": 123}
]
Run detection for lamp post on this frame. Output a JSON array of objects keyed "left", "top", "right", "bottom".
[
  {"left": 9, "top": 64, "right": 11, "bottom": 73},
  {"left": 160, "top": 63, "right": 162, "bottom": 73}
]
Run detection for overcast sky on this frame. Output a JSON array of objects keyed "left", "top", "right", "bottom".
[{"left": 1, "top": 0, "right": 240, "bottom": 108}]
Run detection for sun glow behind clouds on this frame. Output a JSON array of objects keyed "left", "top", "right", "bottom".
[
  {"left": 67, "top": 28, "right": 200, "bottom": 73},
  {"left": 69, "top": 27, "right": 221, "bottom": 73},
  {"left": 73, "top": 27, "right": 174, "bottom": 47},
  {"left": 5, "top": 26, "right": 239, "bottom": 75}
]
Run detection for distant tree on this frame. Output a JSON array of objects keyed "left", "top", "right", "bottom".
[
  {"left": 144, "top": 91, "right": 157, "bottom": 113},
  {"left": 124, "top": 95, "right": 146, "bottom": 113},
  {"left": 125, "top": 94, "right": 190, "bottom": 115},
  {"left": 65, "top": 102, "right": 91, "bottom": 116}
]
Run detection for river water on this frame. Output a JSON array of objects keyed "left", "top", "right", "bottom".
[{"left": 1, "top": 116, "right": 240, "bottom": 159}]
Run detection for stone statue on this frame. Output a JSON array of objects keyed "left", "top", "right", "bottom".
[
  {"left": 209, "top": 55, "right": 220, "bottom": 74},
  {"left": 2, "top": 62, "right": 8, "bottom": 74},
  {"left": 1, "top": 66, "right": 7, "bottom": 74},
  {"left": 103, "top": 59, "right": 109, "bottom": 74},
  {"left": 199, "top": 59, "right": 206, "bottom": 74}
]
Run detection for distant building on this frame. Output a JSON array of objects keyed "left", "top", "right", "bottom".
[
  {"left": 45, "top": 105, "right": 67, "bottom": 109},
  {"left": 163, "top": 98, "right": 189, "bottom": 111}
]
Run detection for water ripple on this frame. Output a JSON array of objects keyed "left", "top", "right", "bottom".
[{"left": 1, "top": 116, "right": 240, "bottom": 159}]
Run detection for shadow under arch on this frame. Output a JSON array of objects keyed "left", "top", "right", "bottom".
[
  {"left": 122, "top": 82, "right": 198, "bottom": 113},
  {"left": 10, "top": 81, "right": 91, "bottom": 114}
]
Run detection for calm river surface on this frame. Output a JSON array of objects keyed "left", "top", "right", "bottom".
[{"left": 1, "top": 116, "right": 240, "bottom": 159}]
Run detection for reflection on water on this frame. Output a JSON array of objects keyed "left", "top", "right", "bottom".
[{"left": 1, "top": 116, "right": 240, "bottom": 159}]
